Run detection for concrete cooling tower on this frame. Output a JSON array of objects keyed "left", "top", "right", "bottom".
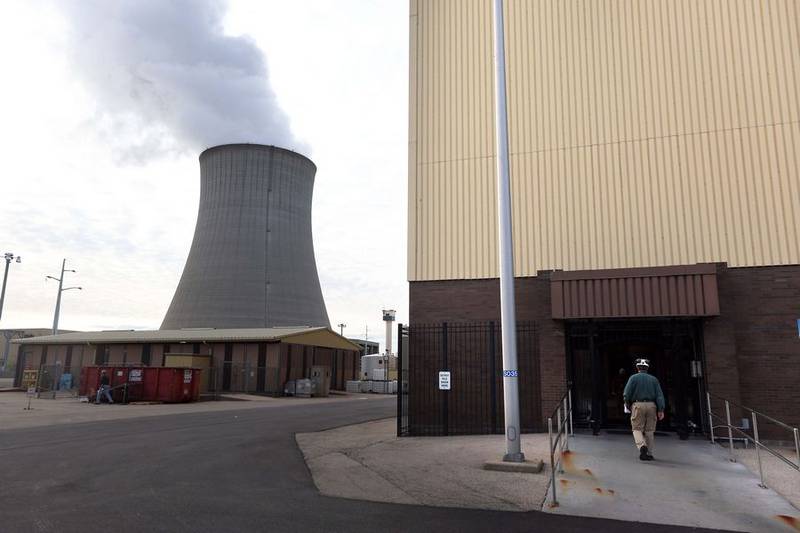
[{"left": 161, "top": 144, "right": 330, "bottom": 329}]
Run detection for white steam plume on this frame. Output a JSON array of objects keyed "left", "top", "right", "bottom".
[{"left": 57, "top": 0, "right": 306, "bottom": 162}]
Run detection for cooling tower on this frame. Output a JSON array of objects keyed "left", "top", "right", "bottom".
[{"left": 161, "top": 144, "right": 330, "bottom": 329}]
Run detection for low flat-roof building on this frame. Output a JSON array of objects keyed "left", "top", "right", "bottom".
[
  {"left": 13, "top": 327, "right": 361, "bottom": 395},
  {"left": 349, "top": 339, "right": 380, "bottom": 356}
]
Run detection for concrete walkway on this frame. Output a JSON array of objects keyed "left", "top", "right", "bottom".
[
  {"left": 298, "top": 418, "right": 553, "bottom": 512},
  {"left": 543, "top": 432, "right": 800, "bottom": 532}
]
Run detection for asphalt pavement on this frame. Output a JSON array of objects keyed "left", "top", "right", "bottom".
[{"left": 0, "top": 397, "right": 728, "bottom": 533}]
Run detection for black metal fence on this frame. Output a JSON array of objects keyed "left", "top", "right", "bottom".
[{"left": 397, "top": 321, "right": 540, "bottom": 437}]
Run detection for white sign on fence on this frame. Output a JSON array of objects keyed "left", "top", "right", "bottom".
[{"left": 438, "top": 371, "right": 451, "bottom": 390}]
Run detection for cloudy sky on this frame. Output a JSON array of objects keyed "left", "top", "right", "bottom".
[{"left": 0, "top": 0, "right": 408, "bottom": 349}]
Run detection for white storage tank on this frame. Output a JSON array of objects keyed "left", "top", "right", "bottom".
[{"left": 361, "top": 354, "right": 387, "bottom": 381}]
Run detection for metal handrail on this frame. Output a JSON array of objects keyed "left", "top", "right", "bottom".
[
  {"left": 708, "top": 392, "right": 797, "bottom": 433},
  {"left": 547, "top": 388, "right": 573, "bottom": 507},
  {"left": 706, "top": 392, "right": 799, "bottom": 489}
]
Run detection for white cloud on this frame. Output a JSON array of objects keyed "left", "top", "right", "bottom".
[{"left": 55, "top": 0, "right": 305, "bottom": 161}]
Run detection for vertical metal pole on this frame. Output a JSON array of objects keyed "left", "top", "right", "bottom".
[
  {"left": 442, "top": 322, "right": 449, "bottom": 437},
  {"left": 725, "top": 400, "right": 735, "bottom": 462},
  {"left": 562, "top": 396, "right": 569, "bottom": 451},
  {"left": 568, "top": 388, "right": 574, "bottom": 436},
  {"left": 794, "top": 428, "right": 799, "bottom": 469},
  {"left": 548, "top": 417, "right": 558, "bottom": 506},
  {"left": 751, "top": 412, "right": 766, "bottom": 488},
  {"left": 706, "top": 392, "right": 715, "bottom": 444},
  {"left": 557, "top": 405, "right": 562, "bottom": 457},
  {"left": 0, "top": 257, "right": 11, "bottom": 321},
  {"left": 52, "top": 259, "right": 66, "bottom": 334},
  {"left": 492, "top": 0, "right": 524, "bottom": 464}
]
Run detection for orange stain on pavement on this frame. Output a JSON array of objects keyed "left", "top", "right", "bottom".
[{"left": 776, "top": 515, "right": 800, "bottom": 531}]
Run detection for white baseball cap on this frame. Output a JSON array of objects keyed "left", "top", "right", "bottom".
[{"left": 635, "top": 358, "right": 650, "bottom": 368}]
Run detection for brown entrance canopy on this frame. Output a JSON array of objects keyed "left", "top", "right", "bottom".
[{"left": 551, "top": 264, "right": 720, "bottom": 319}]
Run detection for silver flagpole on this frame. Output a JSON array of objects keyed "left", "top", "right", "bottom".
[{"left": 492, "top": 0, "right": 524, "bottom": 463}]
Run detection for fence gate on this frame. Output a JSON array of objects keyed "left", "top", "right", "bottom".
[{"left": 397, "top": 322, "right": 539, "bottom": 437}]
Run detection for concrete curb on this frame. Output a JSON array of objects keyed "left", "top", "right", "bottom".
[{"left": 483, "top": 459, "right": 544, "bottom": 473}]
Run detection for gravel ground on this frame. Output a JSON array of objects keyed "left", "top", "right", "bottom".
[{"left": 726, "top": 444, "right": 800, "bottom": 511}]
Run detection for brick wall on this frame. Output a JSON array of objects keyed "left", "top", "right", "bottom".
[
  {"left": 702, "top": 266, "right": 745, "bottom": 424},
  {"left": 713, "top": 264, "right": 800, "bottom": 436}
]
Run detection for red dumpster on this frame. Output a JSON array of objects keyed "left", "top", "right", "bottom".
[
  {"left": 141, "top": 367, "right": 202, "bottom": 402},
  {"left": 79, "top": 366, "right": 202, "bottom": 403}
]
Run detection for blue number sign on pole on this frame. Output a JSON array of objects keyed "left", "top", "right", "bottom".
[{"left": 503, "top": 370, "right": 518, "bottom": 377}]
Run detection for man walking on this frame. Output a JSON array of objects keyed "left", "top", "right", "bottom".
[
  {"left": 623, "top": 358, "right": 665, "bottom": 461},
  {"left": 95, "top": 370, "right": 114, "bottom": 404}
]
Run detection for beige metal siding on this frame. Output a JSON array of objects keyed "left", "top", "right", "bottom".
[{"left": 408, "top": 0, "right": 800, "bottom": 281}]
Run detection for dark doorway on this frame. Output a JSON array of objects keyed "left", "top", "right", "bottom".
[
  {"left": 222, "top": 343, "right": 233, "bottom": 391},
  {"left": 567, "top": 320, "right": 705, "bottom": 437},
  {"left": 256, "top": 344, "right": 266, "bottom": 393},
  {"left": 141, "top": 344, "right": 151, "bottom": 366}
]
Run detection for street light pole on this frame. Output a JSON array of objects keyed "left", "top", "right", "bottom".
[
  {"left": 492, "top": 0, "right": 524, "bottom": 463},
  {"left": 337, "top": 323, "right": 346, "bottom": 336},
  {"left": 47, "top": 259, "right": 81, "bottom": 335},
  {"left": 0, "top": 252, "right": 21, "bottom": 322}
]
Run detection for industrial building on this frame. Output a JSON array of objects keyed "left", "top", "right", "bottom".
[
  {"left": 13, "top": 144, "right": 356, "bottom": 395},
  {"left": 14, "top": 327, "right": 361, "bottom": 394},
  {"left": 2, "top": 329, "right": 60, "bottom": 378},
  {"left": 402, "top": 0, "right": 799, "bottom": 437},
  {"left": 350, "top": 339, "right": 380, "bottom": 356}
]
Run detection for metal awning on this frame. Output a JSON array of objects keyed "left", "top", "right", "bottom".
[{"left": 551, "top": 264, "right": 720, "bottom": 319}]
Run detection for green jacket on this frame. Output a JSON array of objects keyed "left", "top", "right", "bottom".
[{"left": 623, "top": 372, "right": 665, "bottom": 412}]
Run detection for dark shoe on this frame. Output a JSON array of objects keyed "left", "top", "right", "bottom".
[
  {"left": 639, "top": 446, "right": 651, "bottom": 461},
  {"left": 646, "top": 453, "right": 655, "bottom": 460}
]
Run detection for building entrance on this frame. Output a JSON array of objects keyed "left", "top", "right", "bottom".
[{"left": 566, "top": 320, "right": 705, "bottom": 437}]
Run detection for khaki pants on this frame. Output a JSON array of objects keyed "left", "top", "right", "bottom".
[{"left": 630, "top": 401, "right": 657, "bottom": 451}]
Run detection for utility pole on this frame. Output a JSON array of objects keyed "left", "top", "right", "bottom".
[
  {"left": 0, "top": 252, "right": 21, "bottom": 322},
  {"left": 47, "top": 259, "right": 82, "bottom": 335},
  {"left": 337, "top": 323, "right": 346, "bottom": 336},
  {"left": 493, "top": 0, "right": 524, "bottom": 463}
]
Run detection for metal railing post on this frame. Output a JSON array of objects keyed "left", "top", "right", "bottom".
[
  {"left": 562, "top": 396, "right": 569, "bottom": 451},
  {"left": 556, "top": 405, "right": 563, "bottom": 459},
  {"left": 568, "top": 388, "right": 574, "bottom": 436},
  {"left": 548, "top": 417, "right": 558, "bottom": 507},
  {"left": 752, "top": 411, "right": 766, "bottom": 488},
  {"left": 725, "top": 400, "right": 735, "bottom": 462},
  {"left": 794, "top": 428, "right": 799, "bottom": 469},
  {"left": 706, "top": 392, "right": 715, "bottom": 444}
]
